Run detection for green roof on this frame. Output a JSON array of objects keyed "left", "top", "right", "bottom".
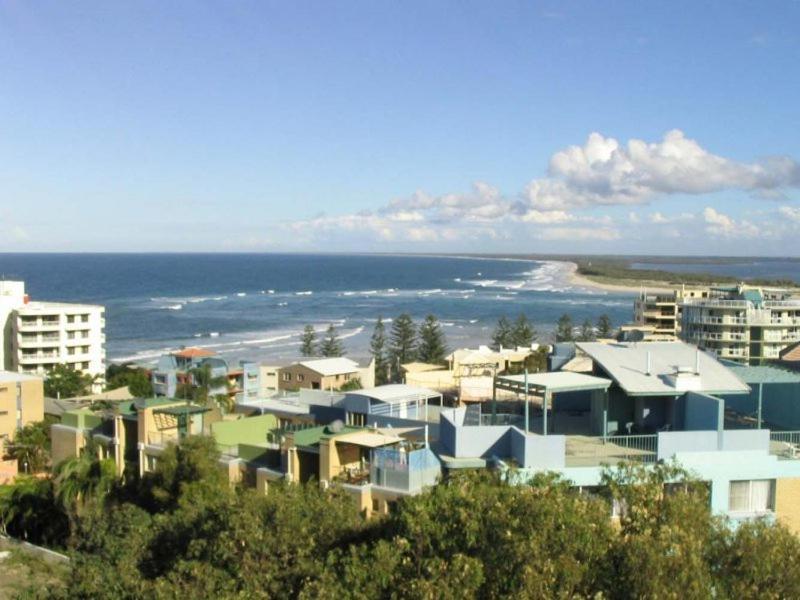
[
  {"left": 291, "top": 424, "right": 362, "bottom": 447},
  {"left": 743, "top": 289, "right": 764, "bottom": 308},
  {"left": 153, "top": 404, "right": 208, "bottom": 416},
  {"left": 211, "top": 414, "right": 279, "bottom": 448},
  {"left": 137, "top": 397, "right": 188, "bottom": 409}
]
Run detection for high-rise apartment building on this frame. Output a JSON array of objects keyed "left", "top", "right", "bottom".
[
  {"left": 633, "top": 285, "right": 711, "bottom": 338},
  {"left": 681, "top": 285, "right": 800, "bottom": 363},
  {"left": 0, "top": 281, "right": 106, "bottom": 392}
]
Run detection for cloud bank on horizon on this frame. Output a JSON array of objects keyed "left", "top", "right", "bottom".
[{"left": 288, "top": 129, "right": 800, "bottom": 251}]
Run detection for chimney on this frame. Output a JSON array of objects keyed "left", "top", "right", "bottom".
[
  {"left": 646, "top": 351, "right": 651, "bottom": 376},
  {"left": 23, "top": 294, "right": 29, "bottom": 304}
]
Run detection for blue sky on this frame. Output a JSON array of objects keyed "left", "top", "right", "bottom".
[{"left": 1, "top": 1, "right": 799, "bottom": 254}]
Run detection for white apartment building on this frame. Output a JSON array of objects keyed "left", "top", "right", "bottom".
[
  {"left": 633, "top": 286, "right": 711, "bottom": 338},
  {"left": 681, "top": 285, "right": 800, "bottom": 363},
  {"left": 0, "top": 281, "right": 106, "bottom": 392}
]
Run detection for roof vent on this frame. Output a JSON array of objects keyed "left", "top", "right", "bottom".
[
  {"left": 329, "top": 419, "right": 344, "bottom": 433},
  {"left": 646, "top": 351, "right": 651, "bottom": 376}
]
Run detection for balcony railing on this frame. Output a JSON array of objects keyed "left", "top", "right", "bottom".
[{"left": 769, "top": 431, "right": 800, "bottom": 460}]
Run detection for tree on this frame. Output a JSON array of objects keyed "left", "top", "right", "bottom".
[
  {"left": 189, "top": 362, "right": 229, "bottom": 407},
  {"left": 106, "top": 364, "right": 153, "bottom": 397},
  {"left": 578, "top": 319, "right": 596, "bottom": 342},
  {"left": 0, "top": 476, "right": 69, "bottom": 547},
  {"left": 511, "top": 314, "right": 536, "bottom": 348},
  {"left": 54, "top": 446, "right": 118, "bottom": 517},
  {"left": 6, "top": 420, "right": 51, "bottom": 473},
  {"left": 370, "top": 317, "right": 390, "bottom": 385},
  {"left": 44, "top": 363, "right": 94, "bottom": 399},
  {"left": 596, "top": 314, "right": 613, "bottom": 338},
  {"left": 319, "top": 324, "right": 345, "bottom": 357},
  {"left": 338, "top": 378, "right": 362, "bottom": 392},
  {"left": 417, "top": 315, "right": 448, "bottom": 365},
  {"left": 300, "top": 325, "right": 317, "bottom": 357},
  {"left": 389, "top": 314, "right": 417, "bottom": 381},
  {"left": 491, "top": 316, "right": 513, "bottom": 351},
  {"left": 555, "top": 313, "right": 574, "bottom": 342}
]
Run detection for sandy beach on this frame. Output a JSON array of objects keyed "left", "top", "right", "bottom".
[{"left": 564, "top": 261, "right": 674, "bottom": 295}]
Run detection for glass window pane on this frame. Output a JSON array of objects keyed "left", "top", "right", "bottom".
[{"left": 729, "top": 481, "right": 750, "bottom": 512}]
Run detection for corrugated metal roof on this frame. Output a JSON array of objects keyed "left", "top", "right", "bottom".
[
  {"left": 348, "top": 384, "right": 440, "bottom": 403},
  {"left": 497, "top": 371, "right": 611, "bottom": 393},
  {"left": 298, "top": 357, "right": 360, "bottom": 376},
  {"left": 576, "top": 341, "right": 750, "bottom": 396},
  {"left": 334, "top": 430, "right": 403, "bottom": 448}
]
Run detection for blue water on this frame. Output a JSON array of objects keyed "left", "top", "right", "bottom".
[
  {"left": 630, "top": 259, "right": 800, "bottom": 283},
  {"left": 0, "top": 254, "right": 633, "bottom": 364}
]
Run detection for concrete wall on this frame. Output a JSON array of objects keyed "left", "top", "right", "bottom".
[
  {"left": 684, "top": 392, "right": 723, "bottom": 431},
  {"left": 776, "top": 478, "right": 800, "bottom": 533},
  {"left": 658, "top": 429, "right": 768, "bottom": 460},
  {"left": 510, "top": 428, "right": 566, "bottom": 469},
  {"left": 0, "top": 377, "right": 43, "bottom": 449}
]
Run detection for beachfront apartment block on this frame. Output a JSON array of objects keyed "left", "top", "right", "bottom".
[
  {"left": 633, "top": 285, "right": 711, "bottom": 338},
  {"left": 680, "top": 285, "right": 800, "bottom": 363},
  {"left": 0, "top": 280, "right": 106, "bottom": 392}
]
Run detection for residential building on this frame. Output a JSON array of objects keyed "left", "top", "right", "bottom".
[
  {"left": 436, "top": 341, "right": 800, "bottom": 531},
  {"left": 278, "top": 357, "right": 375, "bottom": 391},
  {"left": 0, "top": 280, "right": 106, "bottom": 391},
  {"left": 681, "top": 284, "right": 800, "bottom": 363},
  {"left": 150, "top": 347, "right": 261, "bottom": 405},
  {"left": 633, "top": 285, "right": 711, "bottom": 338},
  {"left": 0, "top": 370, "right": 44, "bottom": 455}
]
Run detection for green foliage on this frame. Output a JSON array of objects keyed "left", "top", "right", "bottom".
[
  {"left": 319, "top": 324, "right": 345, "bottom": 357},
  {"left": 505, "top": 346, "right": 549, "bottom": 375},
  {"left": 5, "top": 419, "right": 53, "bottom": 473},
  {"left": 0, "top": 476, "right": 69, "bottom": 547},
  {"left": 417, "top": 314, "right": 448, "bottom": 365},
  {"left": 105, "top": 363, "right": 153, "bottom": 397},
  {"left": 597, "top": 313, "right": 613, "bottom": 338},
  {"left": 389, "top": 313, "right": 417, "bottom": 381},
  {"left": 338, "top": 377, "right": 362, "bottom": 392},
  {"left": 511, "top": 313, "right": 536, "bottom": 348},
  {"left": 44, "top": 363, "right": 94, "bottom": 399},
  {"left": 189, "top": 362, "right": 229, "bottom": 406},
  {"left": 556, "top": 313, "right": 574, "bottom": 342},
  {"left": 491, "top": 315, "right": 513, "bottom": 351},
  {"left": 578, "top": 318, "right": 596, "bottom": 342},
  {"left": 300, "top": 325, "right": 317, "bottom": 357},
  {"left": 370, "top": 317, "right": 389, "bottom": 385},
  {"left": 54, "top": 447, "right": 118, "bottom": 518}
]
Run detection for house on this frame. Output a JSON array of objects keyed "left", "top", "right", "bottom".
[
  {"left": 435, "top": 341, "right": 800, "bottom": 532},
  {"left": 0, "top": 370, "right": 44, "bottom": 456},
  {"left": 151, "top": 347, "right": 260, "bottom": 405},
  {"left": 278, "top": 357, "right": 374, "bottom": 391}
]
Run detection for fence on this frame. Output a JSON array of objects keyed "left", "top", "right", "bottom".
[{"left": 769, "top": 431, "right": 800, "bottom": 460}]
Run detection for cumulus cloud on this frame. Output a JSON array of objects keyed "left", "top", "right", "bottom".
[
  {"left": 702, "top": 207, "right": 759, "bottom": 238},
  {"left": 289, "top": 130, "right": 800, "bottom": 246},
  {"left": 522, "top": 129, "right": 800, "bottom": 211}
]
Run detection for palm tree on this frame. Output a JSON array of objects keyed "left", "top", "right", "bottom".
[
  {"left": 53, "top": 443, "right": 117, "bottom": 519},
  {"left": 189, "top": 362, "right": 229, "bottom": 406}
]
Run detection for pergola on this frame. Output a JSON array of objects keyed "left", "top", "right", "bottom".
[{"left": 493, "top": 371, "right": 612, "bottom": 436}]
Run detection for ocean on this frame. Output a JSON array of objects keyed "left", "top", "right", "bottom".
[{"left": 0, "top": 253, "right": 633, "bottom": 365}]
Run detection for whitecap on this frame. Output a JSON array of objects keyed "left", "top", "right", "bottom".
[{"left": 295, "top": 291, "right": 313, "bottom": 296}]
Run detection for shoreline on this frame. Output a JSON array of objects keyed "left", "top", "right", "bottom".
[{"left": 564, "top": 262, "right": 674, "bottom": 295}]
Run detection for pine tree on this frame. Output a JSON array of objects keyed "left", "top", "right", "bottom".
[
  {"left": 597, "top": 314, "right": 613, "bottom": 338},
  {"left": 511, "top": 314, "right": 536, "bottom": 348},
  {"left": 300, "top": 325, "right": 317, "bottom": 357},
  {"left": 389, "top": 313, "right": 417, "bottom": 381},
  {"left": 370, "top": 317, "right": 390, "bottom": 385},
  {"left": 319, "top": 324, "right": 345, "bottom": 357},
  {"left": 556, "top": 313, "right": 574, "bottom": 342},
  {"left": 418, "top": 315, "right": 448, "bottom": 365},
  {"left": 491, "top": 316, "right": 513, "bottom": 351},
  {"left": 578, "top": 318, "right": 596, "bottom": 342}
]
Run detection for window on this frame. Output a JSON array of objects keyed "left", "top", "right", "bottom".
[
  {"left": 372, "top": 499, "right": 380, "bottom": 512},
  {"left": 282, "top": 373, "right": 292, "bottom": 382},
  {"left": 297, "top": 374, "right": 305, "bottom": 382},
  {"left": 729, "top": 480, "right": 774, "bottom": 513}
]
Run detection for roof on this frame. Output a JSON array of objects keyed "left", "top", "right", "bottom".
[
  {"left": 297, "top": 357, "right": 360, "bottom": 376},
  {"left": 153, "top": 404, "right": 209, "bottom": 416},
  {"left": 401, "top": 362, "right": 445, "bottom": 373},
  {"left": 135, "top": 397, "right": 188, "bottom": 409},
  {"left": 333, "top": 430, "right": 403, "bottom": 448},
  {"left": 576, "top": 341, "right": 750, "bottom": 396},
  {"left": 721, "top": 362, "right": 800, "bottom": 385},
  {"left": 16, "top": 301, "right": 103, "bottom": 312},
  {"left": 173, "top": 347, "right": 216, "bottom": 359},
  {"left": 348, "top": 384, "right": 441, "bottom": 403},
  {"left": 70, "top": 386, "right": 134, "bottom": 402},
  {"left": 780, "top": 342, "right": 800, "bottom": 362},
  {"left": 0, "top": 370, "right": 41, "bottom": 383},
  {"left": 497, "top": 371, "right": 612, "bottom": 394},
  {"left": 291, "top": 424, "right": 362, "bottom": 447}
]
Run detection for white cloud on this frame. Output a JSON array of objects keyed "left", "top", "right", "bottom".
[
  {"left": 649, "top": 211, "right": 695, "bottom": 224},
  {"left": 702, "top": 207, "right": 759, "bottom": 238},
  {"left": 779, "top": 205, "right": 800, "bottom": 223},
  {"left": 538, "top": 227, "right": 621, "bottom": 241},
  {"left": 523, "top": 129, "right": 800, "bottom": 211}
]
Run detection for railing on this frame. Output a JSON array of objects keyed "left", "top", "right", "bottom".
[
  {"left": 565, "top": 434, "right": 658, "bottom": 467},
  {"left": 480, "top": 413, "right": 525, "bottom": 427},
  {"left": 769, "top": 431, "right": 800, "bottom": 460}
]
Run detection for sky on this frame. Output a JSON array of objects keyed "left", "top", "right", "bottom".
[{"left": 1, "top": 1, "right": 800, "bottom": 255}]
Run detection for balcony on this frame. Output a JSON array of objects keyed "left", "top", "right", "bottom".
[
  {"left": 18, "top": 351, "right": 60, "bottom": 362},
  {"left": 769, "top": 431, "right": 800, "bottom": 460},
  {"left": 18, "top": 319, "right": 60, "bottom": 331},
  {"left": 564, "top": 434, "right": 658, "bottom": 467}
]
